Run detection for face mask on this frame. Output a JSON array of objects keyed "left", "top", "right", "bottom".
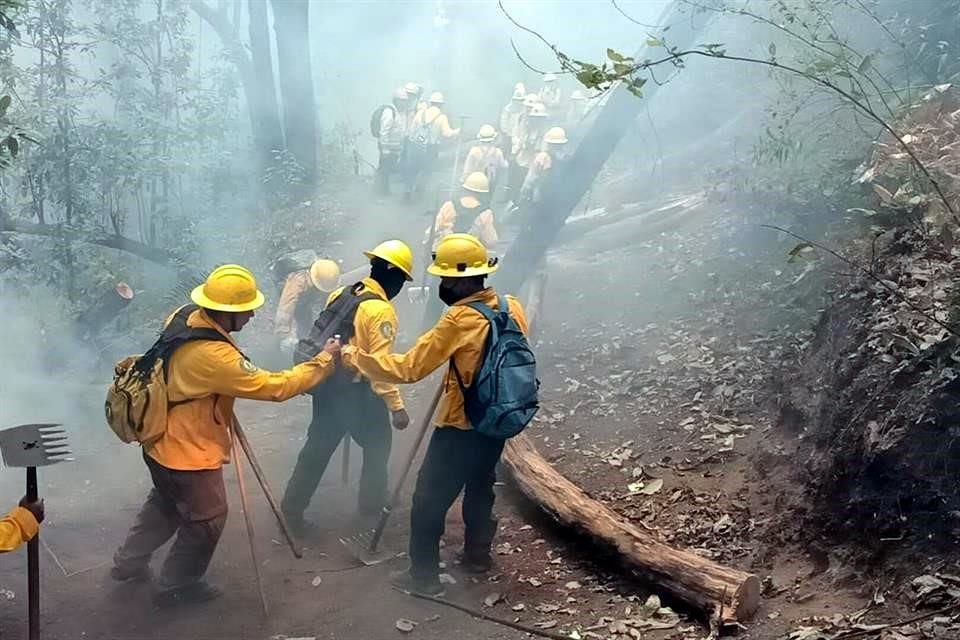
[
  {"left": 438, "top": 282, "right": 460, "bottom": 306},
  {"left": 381, "top": 270, "right": 405, "bottom": 300}
]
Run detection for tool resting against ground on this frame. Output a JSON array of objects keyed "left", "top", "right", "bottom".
[
  {"left": 343, "top": 233, "right": 538, "bottom": 597},
  {"left": 281, "top": 241, "right": 413, "bottom": 533},
  {"left": 110, "top": 264, "right": 340, "bottom": 609},
  {"left": 0, "top": 496, "right": 44, "bottom": 552}
]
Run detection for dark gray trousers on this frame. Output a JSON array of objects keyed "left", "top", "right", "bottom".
[{"left": 114, "top": 453, "right": 227, "bottom": 589}]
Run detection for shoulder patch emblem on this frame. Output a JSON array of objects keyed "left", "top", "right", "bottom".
[
  {"left": 380, "top": 321, "right": 395, "bottom": 339},
  {"left": 240, "top": 359, "right": 259, "bottom": 374}
]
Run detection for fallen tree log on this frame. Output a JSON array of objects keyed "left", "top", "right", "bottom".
[{"left": 501, "top": 275, "right": 760, "bottom": 622}]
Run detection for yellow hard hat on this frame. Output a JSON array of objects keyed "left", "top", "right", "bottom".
[
  {"left": 428, "top": 233, "right": 499, "bottom": 278},
  {"left": 191, "top": 264, "right": 265, "bottom": 313},
  {"left": 429, "top": 91, "right": 445, "bottom": 104},
  {"left": 308, "top": 258, "right": 341, "bottom": 292},
  {"left": 477, "top": 124, "right": 497, "bottom": 142},
  {"left": 364, "top": 239, "right": 414, "bottom": 281},
  {"left": 462, "top": 171, "right": 490, "bottom": 194},
  {"left": 544, "top": 126, "right": 568, "bottom": 145}
]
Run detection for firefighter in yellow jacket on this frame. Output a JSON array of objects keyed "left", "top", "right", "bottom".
[
  {"left": 0, "top": 496, "right": 43, "bottom": 552},
  {"left": 274, "top": 258, "right": 342, "bottom": 353},
  {"left": 111, "top": 264, "right": 340, "bottom": 608},
  {"left": 343, "top": 234, "right": 529, "bottom": 596},
  {"left": 281, "top": 240, "right": 413, "bottom": 532}
]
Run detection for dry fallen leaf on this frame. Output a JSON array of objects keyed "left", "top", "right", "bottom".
[
  {"left": 395, "top": 618, "right": 417, "bottom": 633},
  {"left": 483, "top": 593, "right": 503, "bottom": 608},
  {"left": 640, "top": 478, "right": 664, "bottom": 495}
]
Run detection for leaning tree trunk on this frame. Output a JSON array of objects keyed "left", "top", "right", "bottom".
[
  {"left": 497, "top": 0, "right": 712, "bottom": 292},
  {"left": 271, "top": 0, "right": 317, "bottom": 184},
  {"left": 190, "top": 0, "right": 282, "bottom": 187}
]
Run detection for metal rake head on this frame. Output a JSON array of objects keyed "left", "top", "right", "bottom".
[
  {"left": 338, "top": 529, "right": 397, "bottom": 566},
  {"left": 0, "top": 423, "right": 72, "bottom": 468}
]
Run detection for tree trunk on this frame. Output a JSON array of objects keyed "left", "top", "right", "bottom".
[
  {"left": 190, "top": 1, "right": 272, "bottom": 168},
  {"left": 271, "top": 0, "right": 316, "bottom": 183},
  {"left": 247, "top": 0, "right": 283, "bottom": 165},
  {"left": 498, "top": 1, "right": 711, "bottom": 292}
]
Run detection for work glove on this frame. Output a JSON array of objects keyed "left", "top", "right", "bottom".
[
  {"left": 19, "top": 496, "right": 44, "bottom": 524},
  {"left": 390, "top": 408, "right": 410, "bottom": 431}
]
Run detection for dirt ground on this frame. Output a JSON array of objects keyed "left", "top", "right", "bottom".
[{"left": 0, "top": 170, "right": 933, "bottom": 639}]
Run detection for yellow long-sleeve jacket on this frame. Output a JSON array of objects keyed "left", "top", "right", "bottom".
[
  {"left": 429, "top": 196, "right": 498, "bottom": 250},
  {"left": 461, "top": 144, "right": 509, "bottom": 184},
  {"left": 149, "top": 307, "right": 336, "bottom": 471},
  {"left": 409, "top": 106, "right": 458, "bottom": 145},
  {"left": 0, "top": 506, "right": 38, "bottom": 552},
  {"left": 521, "top": 150, "right": 554, "bottom": 202},
  {"left": 274, "top": 270, "right": 312, "bottom": 339},
  {"left": 342, "top": 288, "right": 528, "bottom": 430},
  {"left": 326, "top": 278, "right": 404, "bottom": 412}
]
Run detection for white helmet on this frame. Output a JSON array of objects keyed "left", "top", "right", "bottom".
[
  {"left": 528, "top": 103, "right": 549, "bottom": 118},
  {"left": 429, "top": 91, "right": 445, "bottom": 104},
  {"left": 523, "top": 93, "right": 540, "bottom": 109},
  {"left": 477, "top": 124, "right": 497, "bottom": 142}
]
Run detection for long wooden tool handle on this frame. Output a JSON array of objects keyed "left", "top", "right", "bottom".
[
  {"left": 231, "top": 416, "right": 303, "bottom": 559},
  {"left": 232, "top": 431, "right": 269, "bottom": 616},
  {"left": 26, "top": 467, "right": 39, "bottom": 640},
  {"left": 369, "top": 384, "right": 444, "bottom": 552},
  {"left": 340, "top": 436, "right": 351, "bottom": 485}
]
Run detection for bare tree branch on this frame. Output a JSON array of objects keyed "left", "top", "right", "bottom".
[
  {"left": 762, "top": 224, "right": 960, "bottom": 338},
  {"left": 0, "top": 212, "right": 175, "bottom": 264},
  {"left": 610, "top": 0, "right": 661, "bottom": 28},
  {"left": 509, "top": 38, "right": 554, "bottom": 75}
]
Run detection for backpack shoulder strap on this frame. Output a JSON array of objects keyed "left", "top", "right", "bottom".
[{"left": 154, "top": 305, "right": 239, "bottom": 379}]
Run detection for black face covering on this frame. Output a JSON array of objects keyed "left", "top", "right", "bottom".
[
  {"left": 381, "top": 270, "right": 406, "bottom": 300},
  {"left": 438, "top": 282, "right": 461, "bottom": 306},
  {"left": 370, "top": 259, "right": 407, "bottom": 300}
]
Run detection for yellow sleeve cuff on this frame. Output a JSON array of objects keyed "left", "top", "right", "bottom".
[
  {"left": 386, "top": 396, "right": 405, "bottom": 412},
  {"left": 313, "top": 351, "right": 333, "bottom": 366},
  {"left": 10, "top": 506, "right": 39, "bottom": 541}
]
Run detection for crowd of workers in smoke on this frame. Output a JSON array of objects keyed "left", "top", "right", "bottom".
[{"left": 374, "top": 74, "right": 588, "bottom": 239}]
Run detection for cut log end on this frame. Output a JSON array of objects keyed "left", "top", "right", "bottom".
[{"left": 730, "top": 574, "right": 761, "bottom": 622}]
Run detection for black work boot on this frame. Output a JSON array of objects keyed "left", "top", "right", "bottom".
[
  {"left": 153, "top": 581, "right": 223, "bottom": 608},
  {"left": 284, "top": 511, "right": 323, "bottom": 539},
  {"left": 455, "top": 550, "right": 494, "bottom": 574},
  {"left": 110, "top": 565, "right": 153, "bottom": 583},
  {"left": 389, "top": 568, "right": 446, "bottom": 597}
]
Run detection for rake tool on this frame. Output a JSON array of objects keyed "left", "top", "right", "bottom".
[
  {"left": 0, "top": 423, "right": 72, "bottom": 640},
  {"left": 231, "top": 427, "right": 268, "bottom": 616},
  {"left": 339, "top": 384, "right": 443, "bottom": 565}
]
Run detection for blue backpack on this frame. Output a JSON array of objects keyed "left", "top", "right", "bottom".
[{"left": 451, "top": 295, "right": 539, "bottom": 439}]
